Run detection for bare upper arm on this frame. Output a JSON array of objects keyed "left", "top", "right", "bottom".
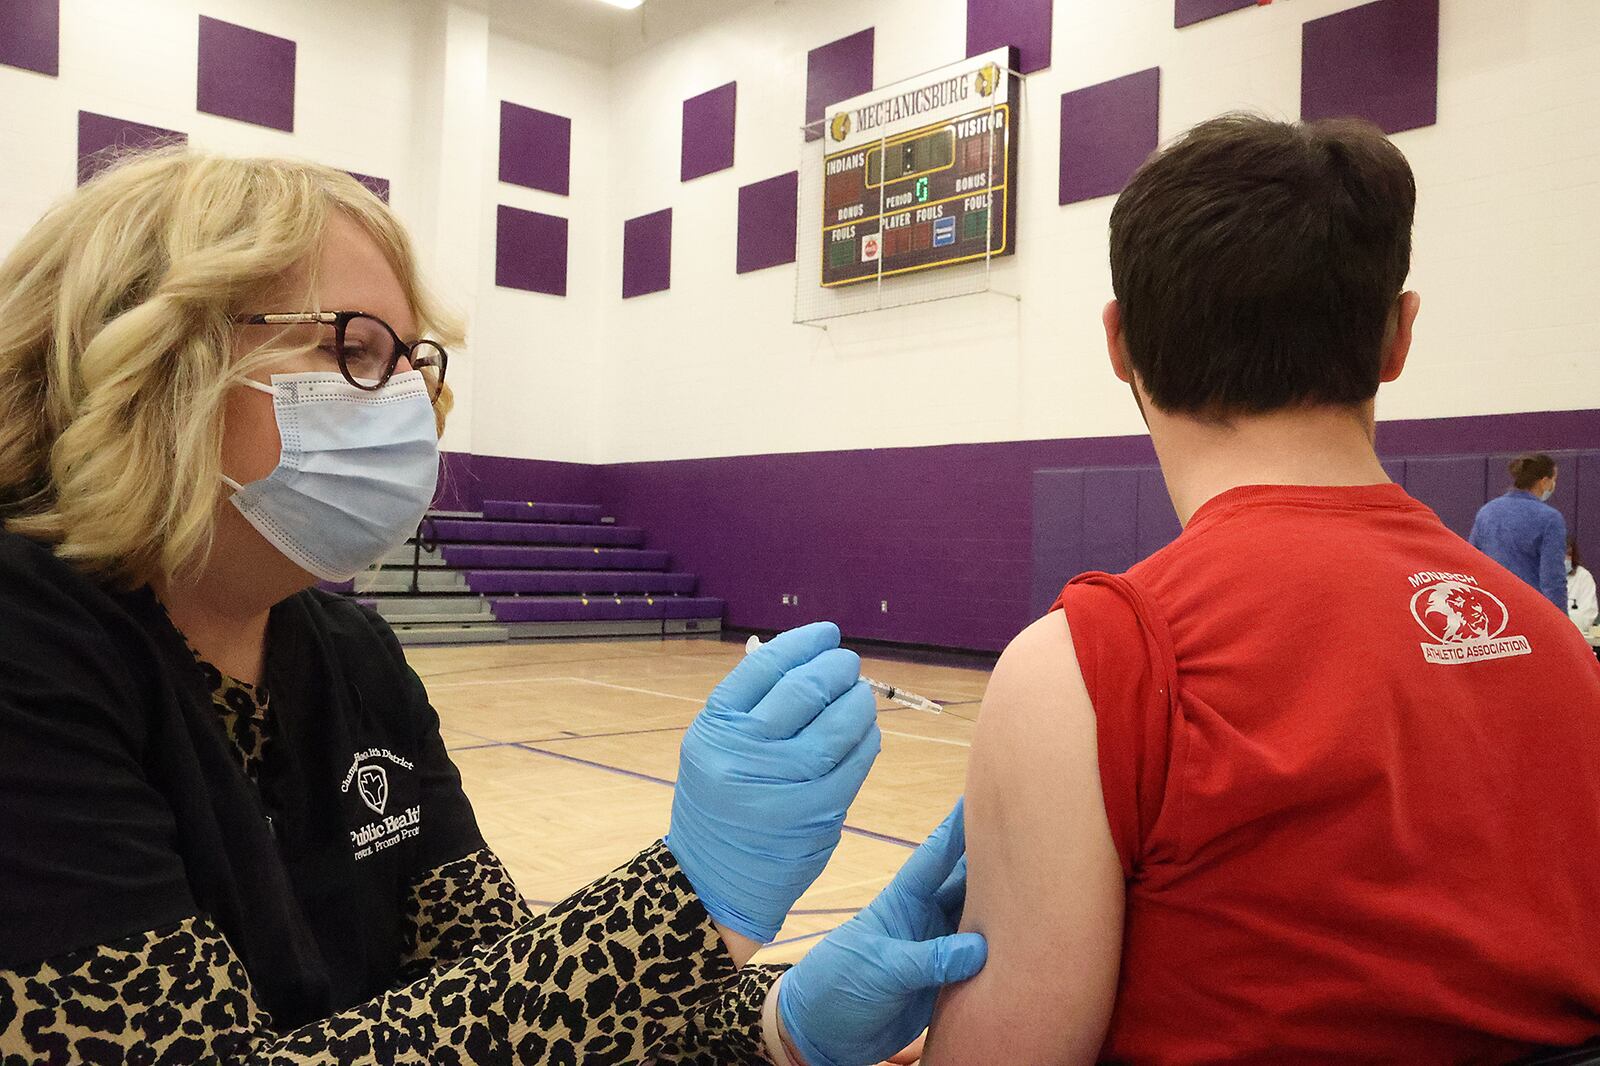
[{"left": 920, "top": 611, "right": 1125, "bottom": 1066}]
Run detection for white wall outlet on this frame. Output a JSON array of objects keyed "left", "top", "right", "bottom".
[
  {"left": 782, "top": 594, "right": 791, "bottom": 605},
  {"left": 880, "top": 600, "right": 889, "bottom": 613},
  {"left": 792, "top": 594, "right": 800, "bottom": 606}
]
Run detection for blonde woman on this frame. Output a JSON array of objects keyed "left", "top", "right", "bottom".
[{"left": 0, "top": 152, "right": 982, "bottom": 1065}]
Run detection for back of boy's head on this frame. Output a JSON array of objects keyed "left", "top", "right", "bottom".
[{"left": 1109, "top": 114, "right": 1416, "bottom": 417}]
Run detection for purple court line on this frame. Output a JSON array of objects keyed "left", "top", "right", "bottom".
[
  {"left": 510, "top": 742, "right": 919, "bottom": 848},
  {"left": 767, "top": 928, "right": 835, "bottom": 949},
  {"left": 788, "top": 906, "right": 862, "bottom": 916}
]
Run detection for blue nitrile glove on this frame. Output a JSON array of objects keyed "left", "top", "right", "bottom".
[
  {"left": 778, "top": 800, "right": 987, "bottom": 1066},
  {"left": 666, "top": 621, "right": 881, "bottom": 943}
]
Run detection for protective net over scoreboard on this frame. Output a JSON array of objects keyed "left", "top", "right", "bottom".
[{"left": 795, "top": 47, "right": 1023, "bottom": 324}]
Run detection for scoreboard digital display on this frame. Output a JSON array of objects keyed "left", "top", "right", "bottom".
[{"left": 820, "top": 47, "right": 1020, "bottom": 288}]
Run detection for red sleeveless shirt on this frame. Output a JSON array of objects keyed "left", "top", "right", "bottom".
[{"left": 1056, "top": 483, "right": 1600, "bottom": 1064}]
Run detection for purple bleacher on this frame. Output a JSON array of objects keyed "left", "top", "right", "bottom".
[
  {"left": 480, "top": 500, "right": 604, "bottom": 523},
  {"left": 490, "top": 596, "right": 724, "bottom": 623},
  {"left": 426, "top": 519, "right": 644, "bottom": 546},
  {"left": 465, "top": 570, "right": 697, "bottom": 595},
  {"left": 440, "top": 545, "right": 671, "bottom": 570}
]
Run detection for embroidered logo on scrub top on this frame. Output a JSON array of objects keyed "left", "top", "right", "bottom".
[
  {"left": 341, "top": 748, "right": 420, "bottom": 860},
  {"left": 356, "top": 765, "right": 388, "bottom": 814},
  {"left": 1407, "top": 571, "right": 1532, "bottom": 665}
]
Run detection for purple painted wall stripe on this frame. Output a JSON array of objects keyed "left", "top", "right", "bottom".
[
  {"left": 966, "top": 0, "right": 1052, "bottom": 74},
  {"left": 196, "top": 16, "right": 296, "bottom": 132},
  {"left": 77, "top": 111, "right": 187, "bottom": 185},
  {"left": 495, "top": 205, "right": 569, "bottom": 297},
  {"left": 622, "top": 209, "right": 673, "bottom": 299},
  {"left": 805, "top": 28, "right": 874, "bottom": 141},
  {"left": 681, "top": 81, "right": 737, "bottom": 182},
  {"left": 499, "top": 102, "right": 571, "bottom": 195},
  {"left": 1059, "top": 68, "right": 1161, "bottom": 205},
  {"left": 1174, "top": 0, "right": 1256, "bottom": 29},
  {"left": 736, "top": 171, "right": 799, "bottom": 274},
  {"left": 1301, "top": 0, "right": 1440, "bottom": 135},
  {"left": 0, "top": 0, "right": 58, "bottom": 76}
]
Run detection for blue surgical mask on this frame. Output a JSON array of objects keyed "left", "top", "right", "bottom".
[
  {"left": 1539, "top": 486, "right": 1555, "bottom": 502},
  {"left": 222, "top": 370, "right": 439, "bottom": 581}
]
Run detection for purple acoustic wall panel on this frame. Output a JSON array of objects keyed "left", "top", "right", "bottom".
[
  {"left": 348, "top": 172, "right": 390, "bottom": 203},
  {"left": 805, "top": 28, "right": 873, "bottom": 142},
  {"left": 1302, "top": 0, "right": 1439, "bottom": 135},
  {"left": 736, "top": 171, "right": 799, "bottom": 274},
  {"left": 196, "top": 16, "right": 296, "bottom": 132},
  {"left": 0, "top": 0, "right": 58, "bottom": 75},
  {"left": 495, "top": 206, "right": 568, "bottom": 297},
  {"left": 966, "top": 0, "right": 1052, "bottom": 74},
  {"left": 77, "top": 111, "right": 187, "bottom": 185},
  {"left": 1175, "top": 0, "right": 1256, "bottom": 29},
  {"left": 499, "top": 102, "right": 571, "bottom": 195},
  {"left": 681, "top": 81, "right": 737, "bottom": 182},
  {"left": 621, "top": 208, "right": 672, "bottom": 299},
  {"left": 1059, "top": 67, "right": 1161, "bottom": 205}
]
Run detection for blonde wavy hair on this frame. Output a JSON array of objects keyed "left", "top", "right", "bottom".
[{"left": 0, "top": 148, "right": 462, "bottom": 588}]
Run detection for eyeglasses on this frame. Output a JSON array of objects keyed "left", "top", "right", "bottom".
[{"left": 236, "top": 311, "right": 448, "bottom": 401}]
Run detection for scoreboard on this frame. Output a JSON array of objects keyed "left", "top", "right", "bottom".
[{"left": 821, "top": 47, "right": 1020, "bottom": 288}]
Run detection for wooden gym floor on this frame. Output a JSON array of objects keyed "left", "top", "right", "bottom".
[{"left": 407, "top": 634, "right": 992, "bottom": 964}]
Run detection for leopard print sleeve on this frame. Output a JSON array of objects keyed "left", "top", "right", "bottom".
[
  {"left": 396, "top": 846, "right": 536, "bottom": 984},
  {"left": 649, "top": 964, "right": 787, "bottom": 1065},
  {"left": 0, "top": 840, "right": 737, "bottom": 1065}
]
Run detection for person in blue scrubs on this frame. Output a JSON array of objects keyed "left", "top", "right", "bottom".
[{"left": 1469, "top": 453, "right": 1568, "bottom": 611}]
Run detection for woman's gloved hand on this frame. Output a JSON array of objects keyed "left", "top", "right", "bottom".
[
  {"left": 776, "top": 800, "right": 987, "bottom": 1066},
  {"left": 666, "top": 621, "right": 881, "bottom": 943}
]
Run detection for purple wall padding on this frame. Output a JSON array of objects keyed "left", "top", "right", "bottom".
[
  {"left": 1059, "top": 67, "right": 1161, "bottom": 205},
  {"left": 736, "top": 171, "right": 799, "bottom": 274},
  {"left": 499, "top": 102, "right": 571, "bottom": 195},
  {"left": 495, "top": 205, "right": 569, "bottom": 297},
  {"left": 622, "top": 208, "right": 672, "bottom": 299},
  {"left": 1578, "top": 454, "right": 1600, "bottom": 557},
  {"left": 966, "top": 0, "right": 1052, "bottom": 74},
  {"left": 348, "top": 171, "right": 390, "bottom": 203},
  {"left": 805, "top": 28, "right": 873, "bottom": 141},
  {"left": 1302, "top": 0, "right": 1439, "bottom": 135},
  {"left": 681, "top": 81, "right": 737, "bottom": 182},
  {"left": 446, "top": 409, "right": 1600, "bottom": 653},
  {"left": 0, "top": 0, "right": 58, "bottom": 75},
  {"left": 77, "top": 111, "right": 186, "bottom": 185},
  {"left": 1401, "top": 455, "right": 1488, "bottom": 538},
  {"left": 1174, "top": 0, "right": 1256, "bottom": 29},
  {"left": 196, "top": 16, "right": 296, "bottom": 132}
]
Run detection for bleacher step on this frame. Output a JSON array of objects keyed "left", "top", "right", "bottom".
[
  {"left": 356, "top": 569, "right": 469, "bottom": 593},
  {"left": 480, "top": 501, "right": 604, "bottom": 524},
  {"left": 392, "top": 622, "right": 510, "bottom": 646},
  {"left": 425, "top": 519, "right": 645, "bottom": 547},
  {"left": 441, "top": 545, "right": 671, "bottom": 571}
]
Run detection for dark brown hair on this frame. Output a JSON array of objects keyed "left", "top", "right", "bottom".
[
  {"left": 1109, "top": 114, "right": 1416, "bottom": 415},
  {"left": 1509, "top": 453, "right": 1556, "bottom": 490},
  {"left": 1570, "top": 535, "right": 1582, "bottom": 571}
]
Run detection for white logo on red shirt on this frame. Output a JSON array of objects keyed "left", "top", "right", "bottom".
[{"left": 1407, "top": 572, "right": 1532, "bottom": 665}]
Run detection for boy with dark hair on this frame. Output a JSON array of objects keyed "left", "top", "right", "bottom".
[{"left": 923, "top": 115, "right": 1600, "bottom": 1064}]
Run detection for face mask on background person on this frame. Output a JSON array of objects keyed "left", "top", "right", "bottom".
[{"left": 221, "top": 370, "right": 439, "bottom": 581}]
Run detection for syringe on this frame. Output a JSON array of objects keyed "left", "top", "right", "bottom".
[{"left": 745, "top": 635, "right": 944, "bottom": 714}]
